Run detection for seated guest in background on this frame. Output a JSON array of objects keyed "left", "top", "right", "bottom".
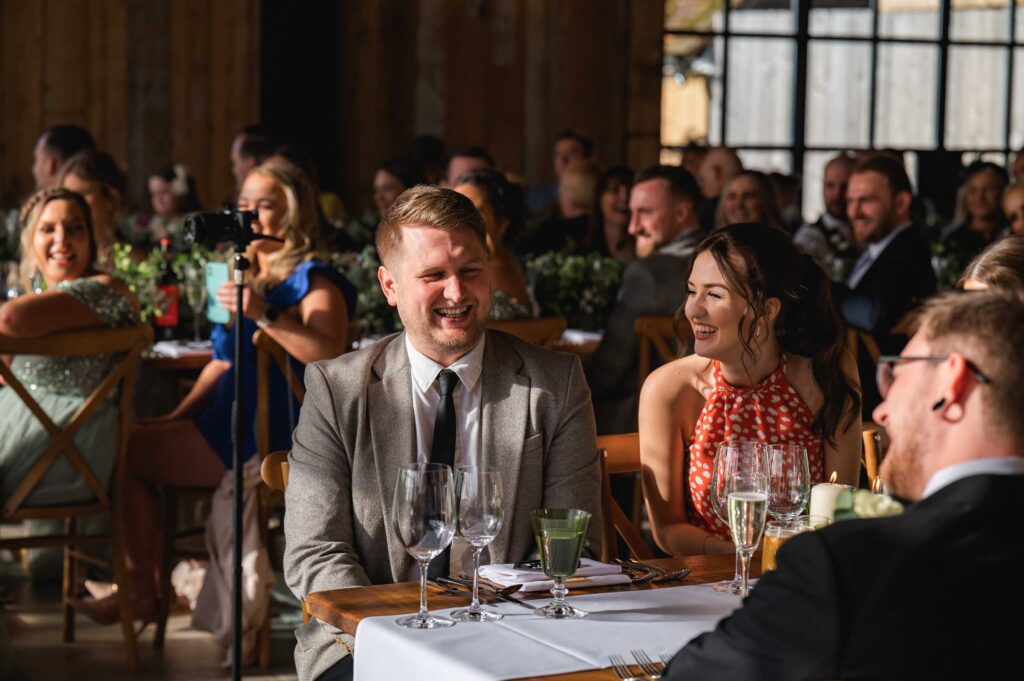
[
  {"left": 665, "top": 291, "right": 1024, "bottom": 680},
  {"left": 284, "top": 186, "right": 600, "bottom": 681},
  {"left": 714, "top": 170, "right": 785, "bottom": 233},
  {"left": 526, "top": 128, "right": 595, "bottom": 216},
  {"left": 640, "top": 224, "right": 861, "bottom": 556},
  {"left": 76, "top": 158, "right": 355, "bottom": 624},
  {"left": 586, "top": 165, "right": 704, "bottom": 435},
  {"left": 32, "top": 124, "right": 96, "bottom": 191},
  {"left": 1001, "top": 183, "right": 1024, "bottom": 236},
  {"left": 1012, "top": 146, "right": 1024, "bottom": 184},
  {"left": 958, "top": 234, "right": 1024, "bottom": 294},
  {"left": 939, "top": 161, "right": 1009, "bottom": 279},
  {"left": 0, "top": 188, "right": 139, "bottom": 506},
  {"left": 59, "top": 150, "right": 129, "bottom": 268},
  {"left": 793, "top": 152, "right": 857, "bottom": 278},
  {"left": 453, "top": 168, "right": 532, "bottom": 317},
  {"left": 769, "top": 171, "right": 803, "bottom": 233},
  {"left": 520, "top": 159, "right": 601, "bottom": 254},
  {"left": 230, "top": 124, "right": 276, "bottom": 192},
  {"left": 696, "top": 146, "right": 742, "bottom": 233},
  {"left": 833, "top": 153, "right": 936, "bottom": 416},
  {"left": 129, "top": 163, "right": 202, "bottom": 250},
  {"left": 440, "top": 145, "right": 494, "bottom": 188},
  {"left": 590, "top": 164, "right": 636, "bottom": 262},
  {"left": 346, "top": 157, "right": 426, "bottom": 251}
]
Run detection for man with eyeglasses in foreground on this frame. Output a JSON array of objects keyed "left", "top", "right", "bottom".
[{"left": 664, "top": 290, "right": 1024, "bottom": 680}]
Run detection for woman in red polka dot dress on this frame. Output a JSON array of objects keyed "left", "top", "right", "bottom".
[{"left": 640, "top": 223, "right": 862, "bottom": 556}]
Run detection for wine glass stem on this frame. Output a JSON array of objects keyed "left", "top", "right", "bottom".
[
  {"left": 733, "top": 550, "right": 741, "bottom": 582},
  {"left": 193, "top": 312, "right": 201, "bottom": 343},
  {"left": 551, "top": 576, "right": 568, "bottom": 607},
  {"left": 417, "top": 558, "right": 430, "bottom": 618},
  {"left": 738, "top": 549, "right": 752, "bottom": 597},
  {"left": 470, "top": 547, "right": 483, "bottom": 612}
]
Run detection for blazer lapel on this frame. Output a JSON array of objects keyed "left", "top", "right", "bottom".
[
  {"left": 368, "top": 334, "right": 417, "bottom": 581},
  {"left": 480, "top": 331, "right": 529, "bottom": 563}
]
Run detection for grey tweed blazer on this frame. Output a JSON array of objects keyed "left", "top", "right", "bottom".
[{"left": 284, "top": 329, "right": 601, "bottom": 679}]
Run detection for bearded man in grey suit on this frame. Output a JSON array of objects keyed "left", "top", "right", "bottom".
[{"left": 284, "top": 185, "right": 601, "bottom": 681}]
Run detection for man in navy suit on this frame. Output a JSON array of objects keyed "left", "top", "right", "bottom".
[
  {"left": 833, "top": 154, "right": 936, "bottom": 414},
  {"left": 665, "top": 290, "right": 1024, "bottom": 680}
]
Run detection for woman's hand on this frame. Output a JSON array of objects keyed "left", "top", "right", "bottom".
[{"left": 215, "top": 282, "right": 268, "bottom": 322}]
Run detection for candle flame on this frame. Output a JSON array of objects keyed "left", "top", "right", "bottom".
[{"left": 829, "top": 471, "right": 838, "bottom": 484}]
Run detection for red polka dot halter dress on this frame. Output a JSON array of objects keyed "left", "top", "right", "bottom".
[{"left": 686, "top": 355, "right": 825, "bottom": 540}]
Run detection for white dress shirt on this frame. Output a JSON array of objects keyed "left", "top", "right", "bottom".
[
  {"left": 846, "top": 222, "right": 912, "bottom": 289},
  {"left": 921, "top": 456, "right": 1024, "bottom": 500},
  {"left": 404, "top": 333, "right": 486, "bottom": 577}
]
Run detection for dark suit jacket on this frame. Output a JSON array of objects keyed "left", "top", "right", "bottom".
[
  {"left": 666, "top": 473, "right": 1024, "bottom": 681},
  {"left": 832, "top": 225, "right": 936, "bottom": 414},
  {"left": 586, "top": 228, "right": 703, "bottom": 435}
]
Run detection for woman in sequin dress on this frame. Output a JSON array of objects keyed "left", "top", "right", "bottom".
[
  {"left": 639, "top": 223, "right": 861, "bottom": 556},
  {"left": 0, "top": 188, "right": 139, "bottom": 506}
]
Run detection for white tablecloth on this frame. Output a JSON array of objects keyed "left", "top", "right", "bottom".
[{"left": 353, "top": 582, "right": 745, "bottom": 681}]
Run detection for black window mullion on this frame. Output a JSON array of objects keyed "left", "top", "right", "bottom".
[
  {"left": 721, "top": 1, "right": 731, "bottom": 145},
  {"left": 936, "top": 0, "right": 952, "bottom": 151},
  {"left": 793, "top": 1, "right": 810, "bottom": 179},
  {"left": 1007, "top": 1, "right": 1018, "bottom": 156},
  {"left": 868, "top": 0, "right": 880, "bottom": 148}
]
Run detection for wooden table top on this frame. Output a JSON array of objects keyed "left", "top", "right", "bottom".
[
  {"left": 307, "top": 553, "right": 757, "bottom": 681},
  {"left": 142, "top": 347, "right": 213, "bottom": 371}
]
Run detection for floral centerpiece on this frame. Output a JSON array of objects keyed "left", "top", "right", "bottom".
[
  {"left": 832, "top": 488, "right": 905, "bottom": 520},
  {"left": 525, "top": 251, "right": 624, "bottom": 331},
  {"left": 110, "top": 243, "right": 217, "bottom": 322},
  {"left": 331, "top": 247, "right": 401, "bottom": 335}
]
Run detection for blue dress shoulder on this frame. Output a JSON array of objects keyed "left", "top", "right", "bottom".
[{"left": 193, "top": 260, "right": 355, "bottom": 469}]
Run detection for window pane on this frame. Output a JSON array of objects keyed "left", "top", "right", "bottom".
[
  {"left": 806, "top": 40, "right": 871, "bottom": 147},
  {"left": 665, "top": 0, "right": 723, "bottom": 32},
  {"left": 660, "top": 149, "right": 684, "bottom": 166},
  {"left": 801, "top": 151, "right": 841, "bottom": 225},
  {"left": 708, "top": 37, "right": 726, "bottom": 146},
  {"left": 1018, "top": 0, "right": 1024, "bottom": 44},
  {"left": 878, "top": 0, "right": 940, "bottom": 40},
  {"left": 950, "top": 0, "right": 1010, "bottom": 42},
  {"left": 945, "top": 46, "right": 1009, "bottom": 149},
  {"left": 875, "top": 44, "right": 939, "bottom": 148},
  {"left": 725, "top": 37, "right": 795, "bottom": 146},
  {"left": 1012, "top": 48, "right": 1024, "bottom": 149},
  {"left": 809, "top": 0, "right": 872, "bottom": 38},
  {"left": 736, "top": 149, "right": 792, "bottom": 174},
  {"left": 663, "top": 35, "right": 719, "bottom": 147},
  {"left": 728, "top": 0, "right": 796, "bottom": 35}
]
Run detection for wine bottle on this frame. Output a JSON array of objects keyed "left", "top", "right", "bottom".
[{"left": 154, "top": 238, "right": 180, "bottom": 341}]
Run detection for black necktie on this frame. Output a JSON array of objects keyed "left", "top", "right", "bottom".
[{"left": 428, "top": 369, "right": 458, "bottom": 578}]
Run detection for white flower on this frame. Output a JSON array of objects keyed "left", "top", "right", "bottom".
[{"left": 851, "top": 489, "right": 904, "bottom": 518}]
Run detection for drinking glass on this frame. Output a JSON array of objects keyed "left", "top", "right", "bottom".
[
  {"left": 710, "top": 441, "right": 766, "bottom": 594},
  {"left": 451, "top": 466, "right": 504, "bottom": 622},
  {"left": 726, "top": 469, "right": 769, "bottom": 597},
  {"left": 761, "top": 515, "right": 830, "bottom": 573},
  {"left": 392, "top": 463, "right": 457, "bottom": 629},
  {"left": 182, "top": 262, "right": 207, "bottom": 343},
  {"left": 766, "top": 444, "right": 810, "bottom": 521},
  {"left": 531, "top": 508, "right": 591, "bottom": 619}
]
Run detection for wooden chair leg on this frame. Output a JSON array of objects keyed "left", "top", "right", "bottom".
[
  {"left": 154, "top": 491, "right": 177, "bottom": 649},
  {"left": 112, "top": 513, "right": 140, "bottom": 671},
  {"left": 259, "top": 608, "right": 272, "bottom": 669},
  {"left": 62, "top": 516, "right": 78, "bottom": 643}
]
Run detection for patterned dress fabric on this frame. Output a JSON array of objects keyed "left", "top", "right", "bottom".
[
  {"left": 0, "top": 278, "right": 138, "bottom": 506},
  {"left": 686, "top": 355, "right": 825, "bottom": 540}
]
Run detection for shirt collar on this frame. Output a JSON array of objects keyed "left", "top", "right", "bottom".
[
  {"left": 405, "top": 332, "right": 486, "bottom": 393},
  {"left": 921, "top": 457, "right": 1024, "bottom": 499},
  {"left": 864, "top": 221, "right": 911, "bottom": 260}
]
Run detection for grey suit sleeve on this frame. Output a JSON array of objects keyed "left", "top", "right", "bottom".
[
  {"left": 284, "top": 362, "right": 371, "bottom": 600},
  {"left": 665, "top": 532, "right": 841, "bottom": 681},
  {"left": 585, "top": 261, "right": 656, "bottom": 399},
  {"left": 542, "top": 354, "right": 603, "bottom": 553}
]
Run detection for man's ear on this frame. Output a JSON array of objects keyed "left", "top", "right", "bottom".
[
  {"left": 46, "top": 156, "right": 60, "bottom": 179},
  {"left": 378, "top": 265, "right": 400, "bottom": 308},
  {"left": 894, "top": 190, "right": 912, "bottom": 219}
]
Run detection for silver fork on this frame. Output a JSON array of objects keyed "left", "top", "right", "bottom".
[
  {"left": 632, "top": 649, "right": 663, "bottom": 679},
  {"left": 609, "top": 654, "right": 643, "bottom": 681},
  {"left": 660, "top": 653, "right": 672, "bottom": 666},
  {"left": 650, "top": 567, "right": 693, "bottom": 584}
]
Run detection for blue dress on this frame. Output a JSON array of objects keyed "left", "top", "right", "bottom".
[{"left": 193, "top": 260, "right": 355, "bottom": 469}]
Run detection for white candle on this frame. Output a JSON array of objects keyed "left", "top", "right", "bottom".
[{"left": 809, "top": 473, "right": 854, "bottom": 521}]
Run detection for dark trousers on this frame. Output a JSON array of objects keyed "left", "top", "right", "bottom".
[{"left": 315, "top": 655, "right": 354, "bottom": 681}]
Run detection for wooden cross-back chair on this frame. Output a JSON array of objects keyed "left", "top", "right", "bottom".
[
  {"left": 635, "top": 313, "right": 692, "bottom": 388},
  {"left": 0, "top": 324, "right": 152, "bottom": 671},
  {"left": 597, "top": 433, "right": 655, "bottom": 563},
  {"left": 862, "top": 422, "right": 882, "bottom": 489},
  {"left": 846, "top": 310, "right": 921, "bottom": 365},
  {"left": 260, "top": 449, "right": 309, "bottom": 625},
  {"left": 486, "top": 317, "right": 567, "bottom": 348}
]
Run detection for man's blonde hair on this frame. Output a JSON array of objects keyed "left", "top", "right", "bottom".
[{"left": 375, "top": 185, "right": 486, "bottom": 266}]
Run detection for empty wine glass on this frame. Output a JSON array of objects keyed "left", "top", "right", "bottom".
[
  {"left": 725, "top": 468, "right": 769, "bottom": 597},
  {"left": 182, "top": 262, "right": 207, "bottom": 343},
  {"left": 531, "top": 508, "right": 591, "bottom": 619},
  {"left": 392, "top": 463, "right": 456, "bottom": 629},
  {"left": 451, "top": 466, "right": 504, "bottom": 623},
  {"left": 710, "top": 440, "right": 766, "bottom": 595},
  {"left": 766, "top": 444, "right": 810, "bottom": 521}
]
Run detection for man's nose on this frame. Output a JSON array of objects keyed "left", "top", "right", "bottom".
[
  {"left": 444, "top": 275, "right": 464, "bottom": 301},
  {"left": 872, "top": 401, "right": 888, "bottom": 427}
]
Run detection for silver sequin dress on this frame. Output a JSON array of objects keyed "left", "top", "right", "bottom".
[{"left": 0, "top": 278, "right": 139, "bottom": 506}]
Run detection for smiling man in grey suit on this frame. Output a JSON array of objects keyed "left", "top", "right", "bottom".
[{"left": 284, "top": 185, "right": 601, "bottom": 681}]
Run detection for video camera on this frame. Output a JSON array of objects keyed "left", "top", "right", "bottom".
[{"left": 183, "top": 209, "right": 260, "bottom": 249}]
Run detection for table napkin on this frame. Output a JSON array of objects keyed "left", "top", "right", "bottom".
[
  {"left": 479, "top": 558, "right": 631, "bottom": 592},
  {"left": 151, "top": 340, "right": 212, "bottom": 358}
]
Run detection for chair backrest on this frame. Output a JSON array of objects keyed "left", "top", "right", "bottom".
[
  {"left": 862, "top": 421, "right": 881, "bottom": 489},
  {"left": 254, "top": 329, "right": 306, "bottom": 461},
  {"left": 635, "top": 314, "right": 691, "bottom": 388},
  {"left": 485, "top": 317, "right": 567, "bottom": 348},
  {"left": 260, "top": 449, "right": 289, "bottom": 492},
  {"left": 846, "top": 310, "right": 921, "bottom": 366},
  {"left": 0, "top": 325, "right": 153, "bottom": 518},
  {"left": 597, "top": 432, "right": 655, "bottom": 562}
]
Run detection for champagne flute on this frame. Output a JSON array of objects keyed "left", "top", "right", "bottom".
[
  {"left": 709, "top": 441, "right": 765, "bottom": 594},
  {"left": 392, "top": 463, "right": 457, "bottom": 629},
  {"left": 531, "top": 508, "right": 591, "bottom": 619},
  {"left": 451, "top": 466, "right": 504, "bottom": 622},
  {"left": 182, "top": 262, "right": 207, "bottom": 343},
  {"left": 766, "top": 444, "right": 810, "bottom": 521},
  {"left": 726, "top": 470, "right": 769, "bottom": 597}
]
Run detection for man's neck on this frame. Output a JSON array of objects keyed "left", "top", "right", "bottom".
[{"left": 916, "top": 423, "right": 1020, "bottom": 497}]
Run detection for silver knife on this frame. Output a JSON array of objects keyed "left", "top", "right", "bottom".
[{"left": 437, "top": 576, "right": 537, "bottom": 611}]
